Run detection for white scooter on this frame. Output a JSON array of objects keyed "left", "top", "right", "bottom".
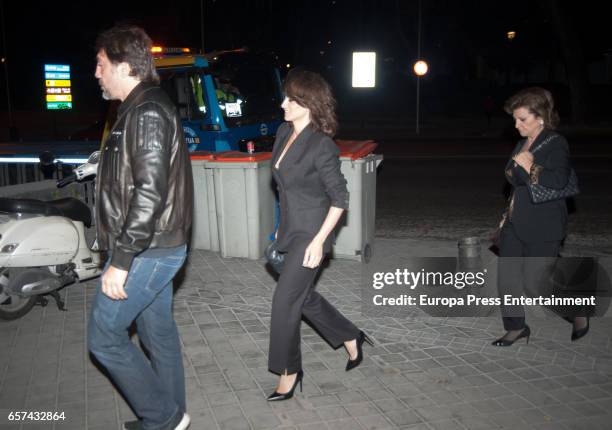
[{"left": 0, "top": 152, "right": 103, "bottom": 320}]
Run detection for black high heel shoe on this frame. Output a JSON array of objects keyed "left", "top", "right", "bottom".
[
  {"left": 267, "top": 370, "right": 303, "bottom": 401},
  {"left": 571, "top": 317, "right": 590, "bottom": 341},
  {"left": 491, "top": 325, "right": 530, "bottom": 347},
  {"left": 562, "top": 316, "right": 590, "bottom": 341},
  {"left": 346, "top": 331, "right": 374, "bottom": 371}
]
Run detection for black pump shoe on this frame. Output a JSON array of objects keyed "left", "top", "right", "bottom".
[
  {"left": 571, "top": 317, "right": 590, "bottom": 341},
  {"left": 492, "top": 325, "right": 531, "bottom": 347},
  {"left": 346, "top": 331, "right": 374, "bottom": 371},
  {"left": 562, "top": 316, "right": 590, "bottom": 341},
  {"left": 267, "top": 370, "right": 303, "bottom": 401}
]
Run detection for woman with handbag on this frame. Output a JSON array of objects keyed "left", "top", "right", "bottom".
[
  {"left": 266, "top": 69, "right": 372, "bottom": 401},
  {"left": 493, "top": 87, "right": 588, "bottom": 346}
]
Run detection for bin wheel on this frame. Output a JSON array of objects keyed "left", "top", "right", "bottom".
[{"left": 362, "top": 244, "right": 372, "bottom": 263}]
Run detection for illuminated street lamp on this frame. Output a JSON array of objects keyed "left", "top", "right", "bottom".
[
  {"left": 414, "top": 0, "right": 426, "bottom": 135},
  {"left": 507, "top": 31, "right": 516, "bottom": 41},
  {"left": 413, "top": 60, "right": 429, "bottom": 135},
  {"left": 413, "top": 60, "right": 428, "bottom": 76}
]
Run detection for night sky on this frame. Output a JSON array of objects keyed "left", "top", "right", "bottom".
[{"left": 1, "top": 0, "right": 611, "bottom": 117}]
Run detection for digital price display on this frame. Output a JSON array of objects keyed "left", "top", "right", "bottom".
[{"left": 44, "top": 64, "right": 72, "bottom": 110}]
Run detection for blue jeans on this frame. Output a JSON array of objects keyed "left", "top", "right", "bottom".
[{"left": 88, "top": 245, "right": 187, "bottom": 430}]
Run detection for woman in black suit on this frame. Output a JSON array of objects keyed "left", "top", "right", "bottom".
[
  {"left": 266, "top": 69, "right": 372, "bottom": 401},
  {"left": 493, "top": 87, "right": 589, "bottom": 346}
]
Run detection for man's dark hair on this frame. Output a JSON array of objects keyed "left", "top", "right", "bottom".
[{"left": 95, "top": 25, "right": 159, "bottom": 84}]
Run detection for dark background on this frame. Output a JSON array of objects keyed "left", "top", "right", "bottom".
[{"left": 1, "top": 0, "right": 611, "bottom": 139}]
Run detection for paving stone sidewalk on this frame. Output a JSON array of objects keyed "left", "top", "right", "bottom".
[{"left": 1, "top": 238, "right": 611, "bottom": 430}]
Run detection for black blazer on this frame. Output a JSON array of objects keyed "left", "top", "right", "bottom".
[
  {"left": 505, "top": 128, "right": 570, "bottom": 243},
  {"left": 272, "top": 122, "right": 349, "bottom": 253}
]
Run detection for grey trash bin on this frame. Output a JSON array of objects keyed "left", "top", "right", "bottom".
[
  {"left": 332, "top": 141, "right": 382, "bottom": 262},
  {"left": 205, "top": 151, "right": 275, "bottom": 259},
  {"left": 190, "top": 152, "right": 220, "bottom": 251}
]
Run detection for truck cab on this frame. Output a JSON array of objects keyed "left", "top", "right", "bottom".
[{"left": 153, "top": 47, "right": 283, "bottom": 152}]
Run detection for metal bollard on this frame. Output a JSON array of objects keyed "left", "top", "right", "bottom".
[{"left": 457, "top": 236, "right": 483, "bottom": 272}]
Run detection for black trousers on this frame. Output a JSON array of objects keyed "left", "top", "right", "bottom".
[
  {"left": 268, "top": 240, "right": 360, "bottom": 375},
  {"left": 497, "top": 222, "right": 562, "bottom": 330}
]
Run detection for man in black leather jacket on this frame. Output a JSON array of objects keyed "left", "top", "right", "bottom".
[{"left": 87, "top": 25, "right": 193, "bottom": 430}]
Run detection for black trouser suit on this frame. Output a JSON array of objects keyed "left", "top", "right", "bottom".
[
  {"left": 268, "top": 240, "right": 359, "bottom": 374},
  {"left": 498, "top": 130, "right": 576, "bottom": 330},
  {"left": 268, "top": 123, "right": 359, "bottom": 375}
]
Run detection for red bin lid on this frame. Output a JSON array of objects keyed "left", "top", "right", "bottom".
[
  {"left": 190, "top": 151, "right": 216, "bottom": 161},
  {"left": 214, "top": 151, "right": 273, "bottom": 162},
  {"left": 335, "top": 140, "right": 378, "bottom": 160}
]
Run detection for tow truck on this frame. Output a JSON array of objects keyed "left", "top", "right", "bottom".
[
  {"left": 0, "top": 47, "right": 285, "bottom": 185},
  {"left": 103, "top": 47, "right": 284, "bottom": 152}
]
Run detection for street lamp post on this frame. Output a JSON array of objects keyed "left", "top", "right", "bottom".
[
  {"left": 413, "top": 60, "right": 428, "bottom": 135},
  {"left": 200, "top": 0, "right": 205, "bottom": 53},
  {"left": 414, "top": 0, "right": 426, "bottom": 135},
  {"left": 0, "top": 0, "right": 15, "bottom": 140}
]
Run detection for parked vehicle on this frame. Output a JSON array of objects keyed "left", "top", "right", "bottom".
[
  {"left": 101, "top": 48, "right": 284, "bottom": 153},
  {"left": 0, "top": 152, "right": 102, "bottom": 320}
]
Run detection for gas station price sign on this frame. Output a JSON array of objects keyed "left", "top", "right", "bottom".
[{"left": 44, "top": 64, "right": 72, "bottom": 110}]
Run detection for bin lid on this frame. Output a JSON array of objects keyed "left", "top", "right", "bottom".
[
  {"left": 214, "top": 151, "right": 273, "bottom": 162},
  {"left": 190, "top": 151, "right": 215, "bottom": 161},
  {"left": 335, "top": 140, "right": 378, "bottom": 160}
]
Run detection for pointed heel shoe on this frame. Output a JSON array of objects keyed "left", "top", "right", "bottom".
[
  {"left": 571, "top": 317, "right": 590, "bottom": 341},
  {"left": 346, "top": 331, "right": 374, "bottom": 371},
  {"left": 491, "top": 325, "right": 531, "bottom": 347},
  {"left": 267, "top": 370, "right": 303, "bottom": 401}
]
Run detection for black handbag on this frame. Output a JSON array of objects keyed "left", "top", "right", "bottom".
[
  {"left": 264, "top": 241, "right": 285, "bottom": 274},
  {"left": 528, "top": 135, "right": 580, "bottom": 204},
  {"left": 528, "top": 169, "right": 579, "bottom": 204}
]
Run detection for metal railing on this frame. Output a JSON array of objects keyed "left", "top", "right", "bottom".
[{"left": 0, "top": 161, "right": 75, "bottom": 187}]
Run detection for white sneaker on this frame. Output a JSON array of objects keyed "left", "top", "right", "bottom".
[
  {"left": 174, "top": 413, "right": 190, "bottom": 430},
  {"left": 122, "top": 412, "right": 190, "bottom": 430}
]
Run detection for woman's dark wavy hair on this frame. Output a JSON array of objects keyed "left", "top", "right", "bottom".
[
  {"left": 95, "top": 25, "right": 159, "bottom": 84},
  {"left": 504, "top": 87, "right": 560, "bottom": 129},
  {"left": 283, "top": 68, "right": 338, "bottom": 136}
]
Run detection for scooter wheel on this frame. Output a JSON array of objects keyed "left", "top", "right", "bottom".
[{"left": 0, "top": 269, "right": 38, "bottom": 321}]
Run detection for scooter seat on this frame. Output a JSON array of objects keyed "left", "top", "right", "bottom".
[{"left": 0, "top": 197, "right": 92, "bottom": 228}]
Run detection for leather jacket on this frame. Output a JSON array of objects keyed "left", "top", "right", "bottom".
[{"left": 96, "top": 82, "right": 194, "bottom": 271}]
